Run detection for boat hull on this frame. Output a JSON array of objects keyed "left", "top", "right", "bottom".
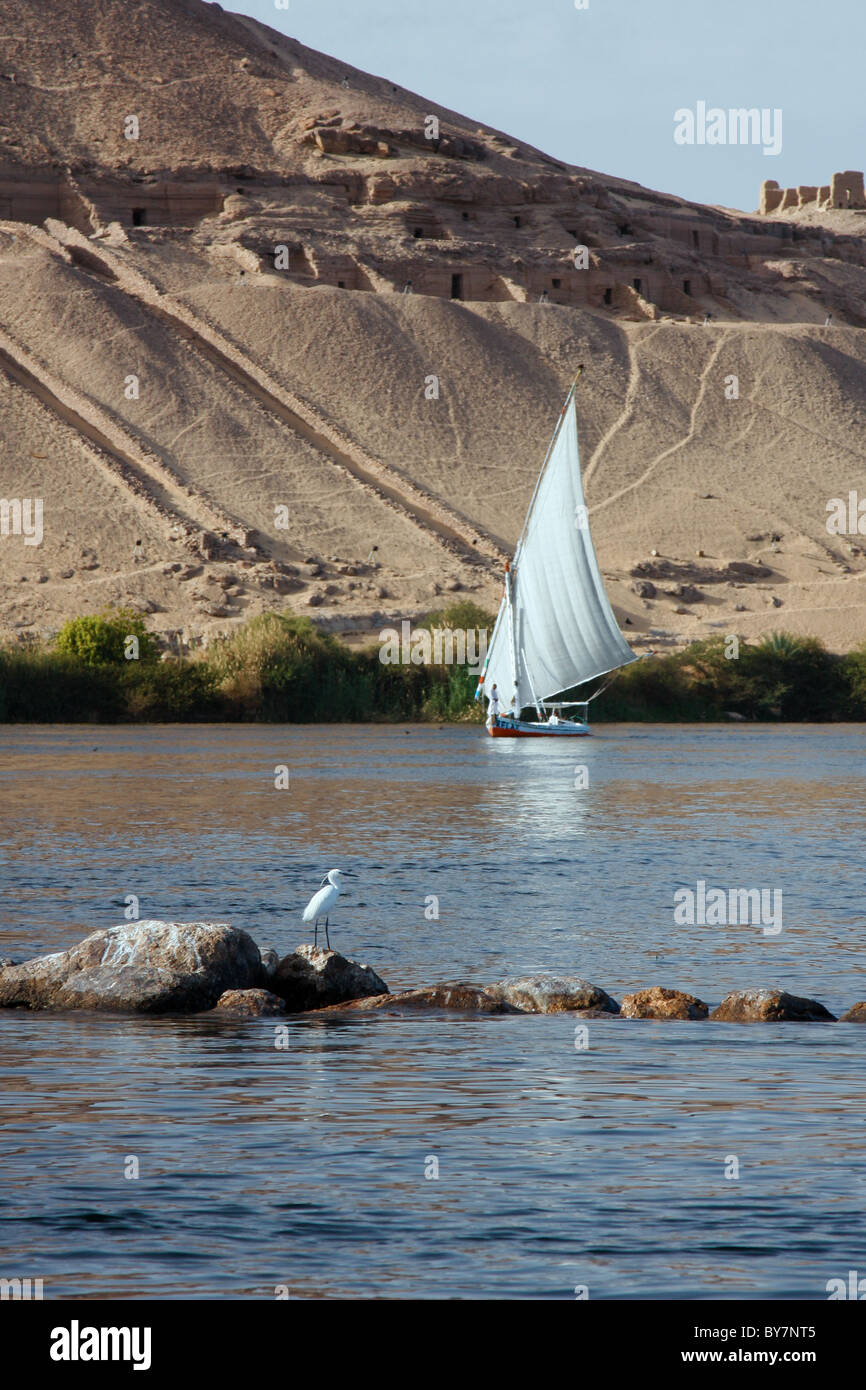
[{"left": 487, "top": 717, "right": 590, "bottom": 737}]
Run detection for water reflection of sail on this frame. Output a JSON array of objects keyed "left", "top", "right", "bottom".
[{"left": 481, "top": 763, "right": 593, "bottom": 841}]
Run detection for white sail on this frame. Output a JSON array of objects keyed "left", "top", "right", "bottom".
[{"left": 479, "top": 385, "right": 636, "bottom": 713}]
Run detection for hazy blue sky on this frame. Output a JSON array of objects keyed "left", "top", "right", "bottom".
[{"left": 226, "top": 0, "right": 865, "bottom": 211}]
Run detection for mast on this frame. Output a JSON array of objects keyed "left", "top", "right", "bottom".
[{"left": 503, "top": 561, "right": 519, "bottom": 709}]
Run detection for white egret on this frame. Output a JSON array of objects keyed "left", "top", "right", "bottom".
[{"left": 302, "top": 868, "right": 352, "bottom": 949}]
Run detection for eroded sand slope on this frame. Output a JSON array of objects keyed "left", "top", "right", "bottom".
[{"left": 2, "top": 0, "right": 866, "bottom": 653}]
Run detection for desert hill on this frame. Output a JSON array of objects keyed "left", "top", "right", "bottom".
[{"left": 3, "top": 0, "right": 866, "bottom": 658}]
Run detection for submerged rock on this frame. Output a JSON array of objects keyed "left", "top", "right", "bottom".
[
  {"left": 272, "top": 945, "right": 388, "bottom": 1013},
  {"left": 710, "top": 988, "right": 836, "bottom": 1022},
  {"left": 621, "top": 987, "right": 708, "bottom": 1020},
  {"left": 0, "top": 921, "right": 262, "bottom": 1014},
  {"left": 487, "top": 974, "right": 620, "bottom": 1015},
  {"left": 213, "top": 988, "right": 286, "bottom": 1017},
  {"left": 840, "top": 1002, "right": 866, "bottom": 1023},
  {"left": 319, "top": 983, "right": 522, "bottom": 1015}
]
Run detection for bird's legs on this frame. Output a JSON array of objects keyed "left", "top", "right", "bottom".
[
  {"left": 324, "top": 916, "right": 331, "bottom": 950},
  {"left": 313, "top": 918, "right": 318, "bottom": 948}
]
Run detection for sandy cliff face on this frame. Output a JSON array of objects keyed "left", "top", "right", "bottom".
[{"left": 2, "top": 0, "right": 866, "bottom": 655}]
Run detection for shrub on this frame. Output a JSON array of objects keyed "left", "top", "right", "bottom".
[
  {"left": 206, "top": 613, "right": 379, "bottom": 720},
  {"left": 836, "top": 642, "right": 866, "bottom": 718},
  {"left": 0, "top": 644, "right": 123, "bottom": 721},
  {"left": 741, "top": 632, "right": 838, "bottom": 720},
  {"left": 591, "top": 650, "right": 710, "bottom": 721},
  {"left": 55, "top": 608, "right": 158, "bottom": 666},
  {"left": 123, "top": 659, "right": 224, "bottom": 721},
  {"left": 416, "top": 600, "right": 493, "bottom": 721},
  {"left": 418, "top": 598, "right": 495, "bottom": 635}
]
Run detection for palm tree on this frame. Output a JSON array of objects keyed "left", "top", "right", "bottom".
[{"left": 756, "top": 631, "right": 810, "bottom": 658}]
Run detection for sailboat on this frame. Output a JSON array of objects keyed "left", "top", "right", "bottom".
[{"left": 475, "top": 367, "right": 637, "bottom": 737}]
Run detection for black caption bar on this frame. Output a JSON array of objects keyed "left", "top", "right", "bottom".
[{"left": 4, "top": 1298, "right": 861, "bottom": 1377}]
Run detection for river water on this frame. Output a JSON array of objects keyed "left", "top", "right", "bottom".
[{"left": 0, "top": 723, "right": 864, "bottom": 1299}]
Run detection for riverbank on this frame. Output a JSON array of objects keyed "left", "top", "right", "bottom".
[
  {"left": 0, "top": 607, "right": 483, "bottom": 723},
  {"left": 2, "top": 607, "right": 866, "bottom": 722}
]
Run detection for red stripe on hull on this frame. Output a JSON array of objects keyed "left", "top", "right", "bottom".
[{"left": 487, "top": 722, "right": 590, "bottom": 737}]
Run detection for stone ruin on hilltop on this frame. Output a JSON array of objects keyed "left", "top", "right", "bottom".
[{"left": 759, "top": 170, "right": 866, "bottom": 214}]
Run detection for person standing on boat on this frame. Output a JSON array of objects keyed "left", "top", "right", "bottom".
[
  {"left": 487, "top": 683, "right": 500, "bottom": 726},
  {"left": 508, "top": 690, "right": 519, "bottom": 721}
]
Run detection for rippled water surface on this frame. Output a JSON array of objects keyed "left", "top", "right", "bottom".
[{"left": 1, "top": 723, "right": 864, "bottom": 1298}]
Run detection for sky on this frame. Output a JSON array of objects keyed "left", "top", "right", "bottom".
[{"left": 225, "top": 0, "right": 866, "bottom": 211}]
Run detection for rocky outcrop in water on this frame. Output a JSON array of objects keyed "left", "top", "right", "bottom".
[
  {"left": 320, "top": 983, "right": 522, "bottom": 1014},
  {"left": 0, "top": 920, "right": 262, "bottom": 1013},
  {"left": 487, "top": 974, "right": 620, "bottom": 1014},
  {"left": 621, "top": 987, "right": 708, "bottom": 1019},
  {"left": 710, "top": 989, "right": 836, "bottom": 1022},
  {"left": 214, "top": 988, "right": 286, "bottom": 1017},
  {"left": 271, "top": 945, "right": 389, "bottom": 1013},
  {"left": 0, "top": 930, "right": 853, "bottom": 1024},
  {"left": 319, "top": 975, "right": 621, "bottom": 1015}
]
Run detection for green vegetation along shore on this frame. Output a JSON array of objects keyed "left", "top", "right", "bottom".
[{"left": 2, "top": 606, "right": 866, "bottom": 723}]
